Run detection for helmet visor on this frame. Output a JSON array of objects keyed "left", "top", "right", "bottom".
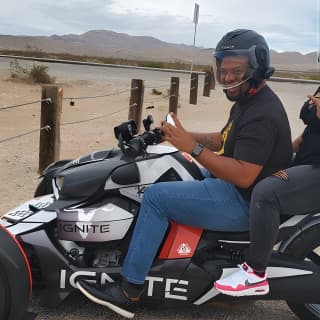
[{"left": 213, "top": 46, "right": 258, "bottom": 89}]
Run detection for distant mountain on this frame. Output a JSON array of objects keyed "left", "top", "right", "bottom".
[
  {"left": 270, "top": 50, "right": 317, "bottom": 68},
  {"left": 0, "top": 30, "right": 318, "bottom": 70}
]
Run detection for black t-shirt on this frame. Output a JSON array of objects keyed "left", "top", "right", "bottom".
[
  {"left": 292, "top": 102, "right": 320, "bottom": 166},
  {"left": 218, "top": 85, "right": 293, "bottom": 200}
]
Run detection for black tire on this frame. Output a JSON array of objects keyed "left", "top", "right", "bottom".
[
  {"left": 284, "top": 226, "right": 320, "bottom": 320},
  {"left": 0, "top": 264, "right": 10, "bottom": 320},
  {"left": 0, "top": 226, "right": 32, "bottom": 320}
]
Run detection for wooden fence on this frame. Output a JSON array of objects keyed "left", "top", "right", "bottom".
[{"left": 38, "top": 72, "right": 215, "bottom": 173}]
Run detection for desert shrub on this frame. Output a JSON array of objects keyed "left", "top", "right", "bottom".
[
  {"left": 29, "top": 64, "right": 54, "bottom": 84},
  {"left": 141, "top": 61, "right": 165, "bottom": 69},
  {"left": 151, "top": 88, "right": 162, "bottom": 95},
  {"left": 306, "top": 74, "right": 320, "bottom": 81},
  {"left": 9, "top": 60, "right": 54, "bottom": 84},
  {"left": 9, "top": 59, "right": 28, "bottom": 80}
]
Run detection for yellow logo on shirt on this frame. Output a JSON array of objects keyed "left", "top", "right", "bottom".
[{"left": 217, "top": 121, "right": 233, "bottom": 155}]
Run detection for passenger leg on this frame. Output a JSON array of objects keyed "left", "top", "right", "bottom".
[{"left": 215, "top": 165, "right": 320, "bottom": 296}]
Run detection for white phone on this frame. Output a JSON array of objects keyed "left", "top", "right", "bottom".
[{"left": 166, "top": 113, "right": 176, "bottom": 127}]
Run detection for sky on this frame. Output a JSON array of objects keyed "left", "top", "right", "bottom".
[{"left": 1, "top": 0, "right": 319, "bottom": 54}]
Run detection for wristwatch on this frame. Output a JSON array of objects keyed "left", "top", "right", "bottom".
[{"left": 191, "top": 143, "right": 204, "bottom": 158}]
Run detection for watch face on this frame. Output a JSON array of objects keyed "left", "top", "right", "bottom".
[{"left": 192, "top": 143, "right": 204, "bottom": 157}]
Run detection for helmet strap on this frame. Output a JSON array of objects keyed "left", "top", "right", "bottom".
[{"left": 224, "top": 78, "right": 259, "bottom": 102}]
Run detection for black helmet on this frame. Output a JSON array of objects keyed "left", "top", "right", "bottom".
[{"left": 214, "top": 29, "right": 274, "bottom": 89}]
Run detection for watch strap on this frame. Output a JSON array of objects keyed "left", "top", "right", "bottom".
[{"left": 191, "top": 143, "right": 204, "bottom": 158}]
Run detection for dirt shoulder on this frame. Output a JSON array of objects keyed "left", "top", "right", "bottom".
[
  {"left": 0, "top": 67, "right": 316, "bottom": 214},
  {"left": 0, "top": 70, "right": 230, "bottom": 213}
]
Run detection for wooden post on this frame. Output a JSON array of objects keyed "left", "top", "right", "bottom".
[
  {"left": 211, "top": 66, "right": 216, "bottom": 90},
  {"left": 203, "top": 71, "right": 213, "bottom": 97},
  {"left": 169, "top": 77, "right": 179, "bottom": 114},
  {"left": 128, "top": 79, "right": 144, "bottom": 132},
  {"left": 189, "top": 72, "right": 198, "bottom": 105},
  {"left": 39, "top": 85, "right": 63, "bottom": 173}
]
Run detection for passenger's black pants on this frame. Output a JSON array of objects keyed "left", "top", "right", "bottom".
[{"left": 246, "top": 165, "right": 320, "bottom": 271}]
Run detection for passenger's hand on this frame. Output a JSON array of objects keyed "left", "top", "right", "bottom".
[
  {"left": 161, "top": 113, "right": 197, "bottom": 153},
  {"left": 272, "top": 170, "right": 289, "bottom": 181},
  {"left": 307, "top": 95, "right": 320, "bottom": 119}
]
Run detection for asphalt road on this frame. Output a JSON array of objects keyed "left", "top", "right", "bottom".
[
  {"left": 31, "top": 291, "right": 299, "bottom": 320},
  {"left": 1, "top": 56, "right": 318, "bottom": 139},
  {"left": 0, "top": 56, "right": 205, "bottom": 87},
  {"left": 1, "top": 57, "right": 315, "bottom": 320}
]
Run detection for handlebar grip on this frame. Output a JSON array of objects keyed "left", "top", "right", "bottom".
[
  {"left": 126, "top": 129, "right": 164, "bottom": 157},
  {"left": 143, "top": 128, "right": 163, "bottom": 145}
]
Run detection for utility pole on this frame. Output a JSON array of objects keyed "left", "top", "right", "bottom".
[
  {"left": 318, "top": 0, "right": 320, "bottom": 63},
  {"left": 191, "top": 3, "right": 199, "bottom": 73}
]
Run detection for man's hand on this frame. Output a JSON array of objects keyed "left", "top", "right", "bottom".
[
  {"left": 161, "top": 113, "right": 197, "bottom": 153},
  {"left": 308, "top": 94, "right": 320, "bottom": 119},
  {"left": 161, "top": 113, "right": 262, "bottom": 188}
]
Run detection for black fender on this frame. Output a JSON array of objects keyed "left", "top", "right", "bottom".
[
  {"left": 35, "top": 159, "right": 72, "bottom": 196},
  {"left": 0, "top": 225, "right": 32, "bottom": 320},
  {"left": 279, "top": 215, "right": 320, "bottom": 254},
  {"left": 277, "top": 216, "right": 320, "bottom": 319},
  {"left": 41, "top": 159, "right": 73, "bottom": 177}
]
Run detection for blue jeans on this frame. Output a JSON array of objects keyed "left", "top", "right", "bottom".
[{"left": 121, "top": 177, "right": 249, "bottom": 284}]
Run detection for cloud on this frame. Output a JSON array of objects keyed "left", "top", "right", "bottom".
[{"left": 0, "top": 0, "right": 318, "bottom": 53}]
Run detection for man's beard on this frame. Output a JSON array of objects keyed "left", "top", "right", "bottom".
[
  {"left": 223, "top": 81, "right": 253, "bottom": 102},
  {"left": 224, "top": 89, "right": 242, "bottom": 102}
]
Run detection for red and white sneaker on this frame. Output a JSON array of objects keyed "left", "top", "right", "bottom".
[{"left": 214, "top": 262, "right": 269, "bottom": 297}]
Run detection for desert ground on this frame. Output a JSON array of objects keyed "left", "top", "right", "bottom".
[
  {"left": 0, "top": 60, "right": 317, "bottom": 214},
  {"left": 0, "top": 61, "right": 317, "bottom": 214},
  {"left": 0, "top": 65, "right": 229, "bottom": 213},
  {"left": 0, "top": 59, "right": 319, "bottom": 319}
]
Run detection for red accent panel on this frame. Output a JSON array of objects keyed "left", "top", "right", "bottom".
[
  {"left": 158, "top": 221, "right": 202, "bottom": 259},
  {"left": 0, "top": 224, "right": 33, "bottom": 297},
  {"left": 181, "top": 152, "right": 194, "bottom": 163}
]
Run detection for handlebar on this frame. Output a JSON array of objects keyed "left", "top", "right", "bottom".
[
  {"left": 114, "top": 119, "right": 164, "bottom": 157},
  {"left": 124, "top": 128, "right": 163, "bottom": 157},
  {"left": 139, "top": 128, "right": 163, "bottom": 145}
]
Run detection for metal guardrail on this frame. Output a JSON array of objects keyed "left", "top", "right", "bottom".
[
  {"left": 269, "top": 77, "right": 320, "bottom": 85},
  {"left": 275, "top": 69, "right": 319, "bottom": 75},
  {"left": 0, "top": 54, "right": 206, "bottom": 75},
  {"left": 0, "top": 54, "right": 319, "bottom": 84}
]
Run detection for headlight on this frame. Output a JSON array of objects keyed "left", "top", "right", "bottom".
[{"left": 55, "top": 176, "right": 64, "bottom": 191}]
